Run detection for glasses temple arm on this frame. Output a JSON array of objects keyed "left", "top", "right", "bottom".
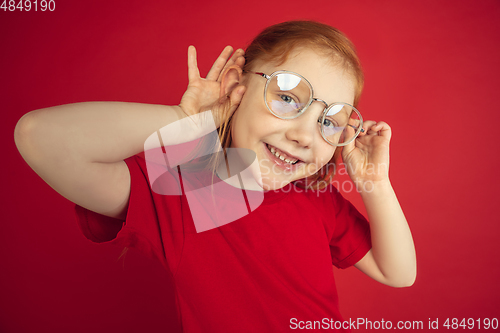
[
  {"left": 243, "top": 70, "right": 270, "bottom": 80},
  {"left": 348, "top": 124, "right": 365, "bottom": 132}
]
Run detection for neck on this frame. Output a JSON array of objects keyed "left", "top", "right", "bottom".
[{"left": 215, "top": 148, "right": 264, "bottom": 192}]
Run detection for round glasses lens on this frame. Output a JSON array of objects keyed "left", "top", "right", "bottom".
[
  {"left": 320, "top": 104, "right": 362, "bottom": 145},
  {"left": 265, "top": 73, "right": 312, "bottom": 118}
]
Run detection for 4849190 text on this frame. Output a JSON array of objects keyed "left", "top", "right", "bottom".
[{"left": 1, "top": 0, "right": 55, "bottom": 11}]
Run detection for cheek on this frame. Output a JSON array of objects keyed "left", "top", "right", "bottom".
[
  {"left": 309, "top": 147, "right": 336, "bottom": 172},
  {"left": 229, "top": 107, "right": 261, "bottom": 148},
  {"left": 232, "top": 95, "right": 275, "bottom": 141}
]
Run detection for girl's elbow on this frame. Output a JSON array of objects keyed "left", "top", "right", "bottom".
[
  {"left": 14, "top": 111, "right": 49, "bottom": 167},
  {"left": 14, "top": 112, "right": 36, "bottom": 153},
  {"left": 393, "top": 277, "right": 416, "bottom": 288},
  {"left": 388, "top": 270, "right": 417, "bottom": 288}
]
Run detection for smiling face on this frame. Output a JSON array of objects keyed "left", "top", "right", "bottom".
[{"left": 229, "top": 48, "right": 357, "bottom": 190}]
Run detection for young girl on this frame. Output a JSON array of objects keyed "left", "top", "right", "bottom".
[{"left": 14, "top": 21, "right": 416, "bottom": 332}]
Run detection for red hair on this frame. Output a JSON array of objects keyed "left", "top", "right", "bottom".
[{"left": 244, "top": 21, "right": 364, "bottom": 106}]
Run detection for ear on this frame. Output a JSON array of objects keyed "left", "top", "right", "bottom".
[{"left": 219, "top": 65, "right": 243, "bottom": 99}]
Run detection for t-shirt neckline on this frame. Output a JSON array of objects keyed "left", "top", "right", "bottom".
[{"left": 208, "top": 169, "right": 291, "bottom": 206}]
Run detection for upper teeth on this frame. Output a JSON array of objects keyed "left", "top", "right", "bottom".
[{"left": 268, "top": 145, "right": 298, "bottom": 164}]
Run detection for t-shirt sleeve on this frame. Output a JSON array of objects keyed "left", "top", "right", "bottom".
[
  {"left": 73, "top": 153, "right": 178, "bottom": 267},
  {"left": 328, "top": 187, "right": 372, "bottom": 269}
]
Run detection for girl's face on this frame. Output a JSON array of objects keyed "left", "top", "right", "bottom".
[{"left": 230, "top": 48, "right": 356, "bottom": 190}]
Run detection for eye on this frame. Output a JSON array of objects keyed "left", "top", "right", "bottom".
[
  {"left": 322, "top": 118, "right": 337, "bottom": 128},
  {"left": 279, "top": 94, "right": 295, "bottom": 104},
  {"left": 319, "top": 117, "right": 343, "bottom": 135}
]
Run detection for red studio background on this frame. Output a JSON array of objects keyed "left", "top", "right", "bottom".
[{"left": 1, "top": 0, "right": 499, "bottom": 332}]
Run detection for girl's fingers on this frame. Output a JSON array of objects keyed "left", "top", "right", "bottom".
[
  {"left": 374, "top": 121, "right": 392, "bottom": 140},
  {"left": 359, "top": 120, "right": 377, "bottom": 136},
  {"left": 231, "top": 49, "right": 245, "bottom": 65},
  {"left": 343, "top": 134, "right": 356, "bottom": 155},
  {"left": 187, "top": 45, "right": 201, "bottom": 83},
  {"left": 234, "top": 53, "right": 246, "bottom": 68},
  {"left": 187, "top": 44, "right": 245, "bottom": 85},
  {"left": 364, "top": 121, "right": 392, "bottom": 139},
  {"left": 224, "top": 48, "right": 244, "bottom": 67},
  {"left": 206, "top": 46, "right": 234, "bottom": 81},
  {"left": 217, "top": 49, "right": 245, "bottom": 81}
]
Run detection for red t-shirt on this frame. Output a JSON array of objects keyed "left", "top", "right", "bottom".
[{"left": 74, "top": 152, "right": 371, "bottom": 332}]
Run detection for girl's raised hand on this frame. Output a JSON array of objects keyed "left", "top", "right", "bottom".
[
  {"left": 179, "top": 45, "right": 246, "bottom": 127},
  {"left": 341, "top": 121, "right": 392, "bottom": 189}
]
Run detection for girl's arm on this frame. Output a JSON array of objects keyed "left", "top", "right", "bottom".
[
  {"left": 355, "top": 179, "right": 416, "bottom": 287},
  {"left": 15, "top": 102, "right": 185, "bottom": 220},
  {"left": 342, "top": 121, "right": 416, "bottom": 288},
  {"left": 14, "top": 46, "right": 245, "bottom": 220}
]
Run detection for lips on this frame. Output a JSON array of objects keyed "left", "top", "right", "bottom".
[
  {"left": 263, "top": 143, "right": 305, "bottom": 171},
  {"left": 267, "top": 145, "right": 298, "bottom": 164}
]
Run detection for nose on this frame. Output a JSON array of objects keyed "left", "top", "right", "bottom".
[{"left": 284, "top": 99, "right": 327, "bottom": 148}]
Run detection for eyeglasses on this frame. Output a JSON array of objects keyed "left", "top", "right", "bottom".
[{"left": 246, "top": 70, "right": 364, "bottom": 146}]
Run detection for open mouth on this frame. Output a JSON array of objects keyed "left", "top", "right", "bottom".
[{"left": 265, "top": 143, "right": 303, "bottom": 166}]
